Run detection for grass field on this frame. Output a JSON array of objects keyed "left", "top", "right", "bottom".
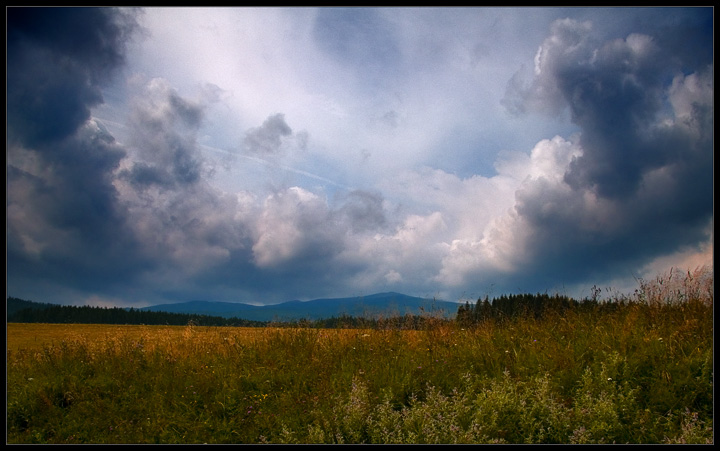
[
  {"left": 7, "top": 323, "right": 177, "bottom": 352},
  {"left": 6, "top": 268, "right": 714, "bottom": 444}
]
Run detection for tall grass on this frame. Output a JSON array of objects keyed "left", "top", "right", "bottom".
[{"left": 6, "top": 266, "right": 713, "bottom": 444}]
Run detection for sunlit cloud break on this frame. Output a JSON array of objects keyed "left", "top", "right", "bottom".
[{"left": 6, "top": 7, "right": 712, "bottom": 308}]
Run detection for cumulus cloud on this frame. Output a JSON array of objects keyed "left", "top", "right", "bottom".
[
  {"left": 110, "top": 80, "right": 262, "bottom": 292},
  {"left": 433, "top": 136, "right": 581, "bottom": 288},
  {"left": 243, "top": 113, "right": 293, "bottom": 154},
  {"left": 507, "top": 17, "right": 712, "bottom": 200},
  {"left": 334, "top": 190, "right": 388, "bottom": 234},
  {"left": 253, "top": 187, "right": 335, "bottom": 267},
  {"left": 350, "top": 211, "right": 450, "bottom": 295},
  {"left": 480, "top": 17, "right": 714, "bottom": 293}
]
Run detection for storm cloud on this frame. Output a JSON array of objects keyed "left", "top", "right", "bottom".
[
  {"left": 7, "top": 8, "right": 146, "bottom": 299},
  {"left": 484, "top": 15, "right": 714, "bottom": 292},
  {"left": 6, "top": 7, "right": 713, "bottom": 307},
  {"left": 7, "top": 7, "right": 139, "bottom": 148}
]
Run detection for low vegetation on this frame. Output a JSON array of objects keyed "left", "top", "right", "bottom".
[{"left": 6, "top": 266, "right": 713, "bottom": 444}]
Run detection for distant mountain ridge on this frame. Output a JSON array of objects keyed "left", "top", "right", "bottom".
[{"left": 139, "top": 292, "right": 459, "bottom": 322}]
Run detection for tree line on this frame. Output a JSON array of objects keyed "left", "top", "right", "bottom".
[
  {"left": 455, "top": 292, "right": 625, "bottom": 326},
  {"left": 8, "top": 293, "right": 624, "bottom": 329},
  {"left": 6, "top": 297, "right": 267, "bottom": 327},
  {"left": 6, "top": 297, "right": 442, "bottom": 329}
]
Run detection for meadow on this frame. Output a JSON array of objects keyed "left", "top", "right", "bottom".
[{"left": 6, "top": 268, "right": 714, "bottom": 444}]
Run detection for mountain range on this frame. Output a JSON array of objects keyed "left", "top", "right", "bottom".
[{"left": 139, "top": 292, "right": 460, "bottom": 322}]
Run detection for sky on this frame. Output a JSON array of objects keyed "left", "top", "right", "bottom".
[{"left": 6, "top": 7, "right": 713, "bottom": 308}]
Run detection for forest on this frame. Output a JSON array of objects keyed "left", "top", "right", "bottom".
[
  {"left": 6, "top": 297, "right": 266, "bottom": 327},
  {"left": 10, "top": 292, "right": 632, "bottom": 329}
]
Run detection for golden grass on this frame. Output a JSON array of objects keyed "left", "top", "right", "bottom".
[
  {"left": 6, "top": 323, "right": 415, "bottom": 354},
  {"left": 7, "top": 323, "right": 238, "bottom": 353},
  {"left": 6, "top": 299, "right": 713, "bottom": 444}
]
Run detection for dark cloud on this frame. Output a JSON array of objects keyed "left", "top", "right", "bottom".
[
  {"left": 496, "top": 13, "right": 713, "bottom": 292},
  {"left": 6, "top": 8, "right": 146, "bottom": 299},
  {"left": 559, "top": 35, "right": 670, "bottom": 198},
  {"left": 506, "top": 13, "right": 712, "bottom": 200},
  {"left": 6, "top": 121, "right": 147, "bottom": 295},
  {"left": 123, "top": 162, "right": 174, "bottom": 188},
  {"left": 638, "top": 8, "right": 713, "bottom": 71},
  {"left": 7, "top": 7, "right": 140, "bottom": 148},
  {"left": 243, "top": 113, "right": 293, "bottom": 154}
]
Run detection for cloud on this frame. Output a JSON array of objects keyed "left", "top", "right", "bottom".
[
  {"left": 507, "top": 17, "right": 712, "bottom": 201},
  {"left": 6, "top": 8, "right": 145, "bottom": 300},
  {"left": 334, "top": 190, "right": 388, "bottom": 234},
  {"left": 6, "top": 8, "right": 713, "bottom": 308},
  {"left": 7, "top": 7, "right": 140, "bottom": 148},
  {"left": 479, "top": 18, "right": 714, "bottom": 293},
  {"left": 350, "top": 211, "right": 450, "bottom": 296},
  {"left": 252, "top": 187, "right": 337, "bottom": 267},
  {"left": 120, "top": 78, "right": 206, "bottom": 189},
  {"left": 434, "top": 136, "right": 582, "bottom": 288},
  {"left": 503, "top": 18, "right": 595, "bottom": 117},
  {"left": 243, "top": 113, "right": 293, "bottom": 154},
  {"left": 6, "top": 8, "right": 252, "bottom": 304},
  {"left": 6, "top": 119, "right": 144, "bottom": 295}
]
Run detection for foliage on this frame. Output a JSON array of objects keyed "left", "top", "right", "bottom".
[
  {"left": 6, "top": 266, "right": 714, "bottom": 444},
  {"left": 7, "top": 298, "right": 267, "bottom": 327},
  {"left": 456, "top": 292, "right": 579, "bottom": 325}
]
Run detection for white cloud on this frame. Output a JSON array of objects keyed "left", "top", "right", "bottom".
[{"left": 252, "top": 186, "right": 339, "bottom": 268}]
